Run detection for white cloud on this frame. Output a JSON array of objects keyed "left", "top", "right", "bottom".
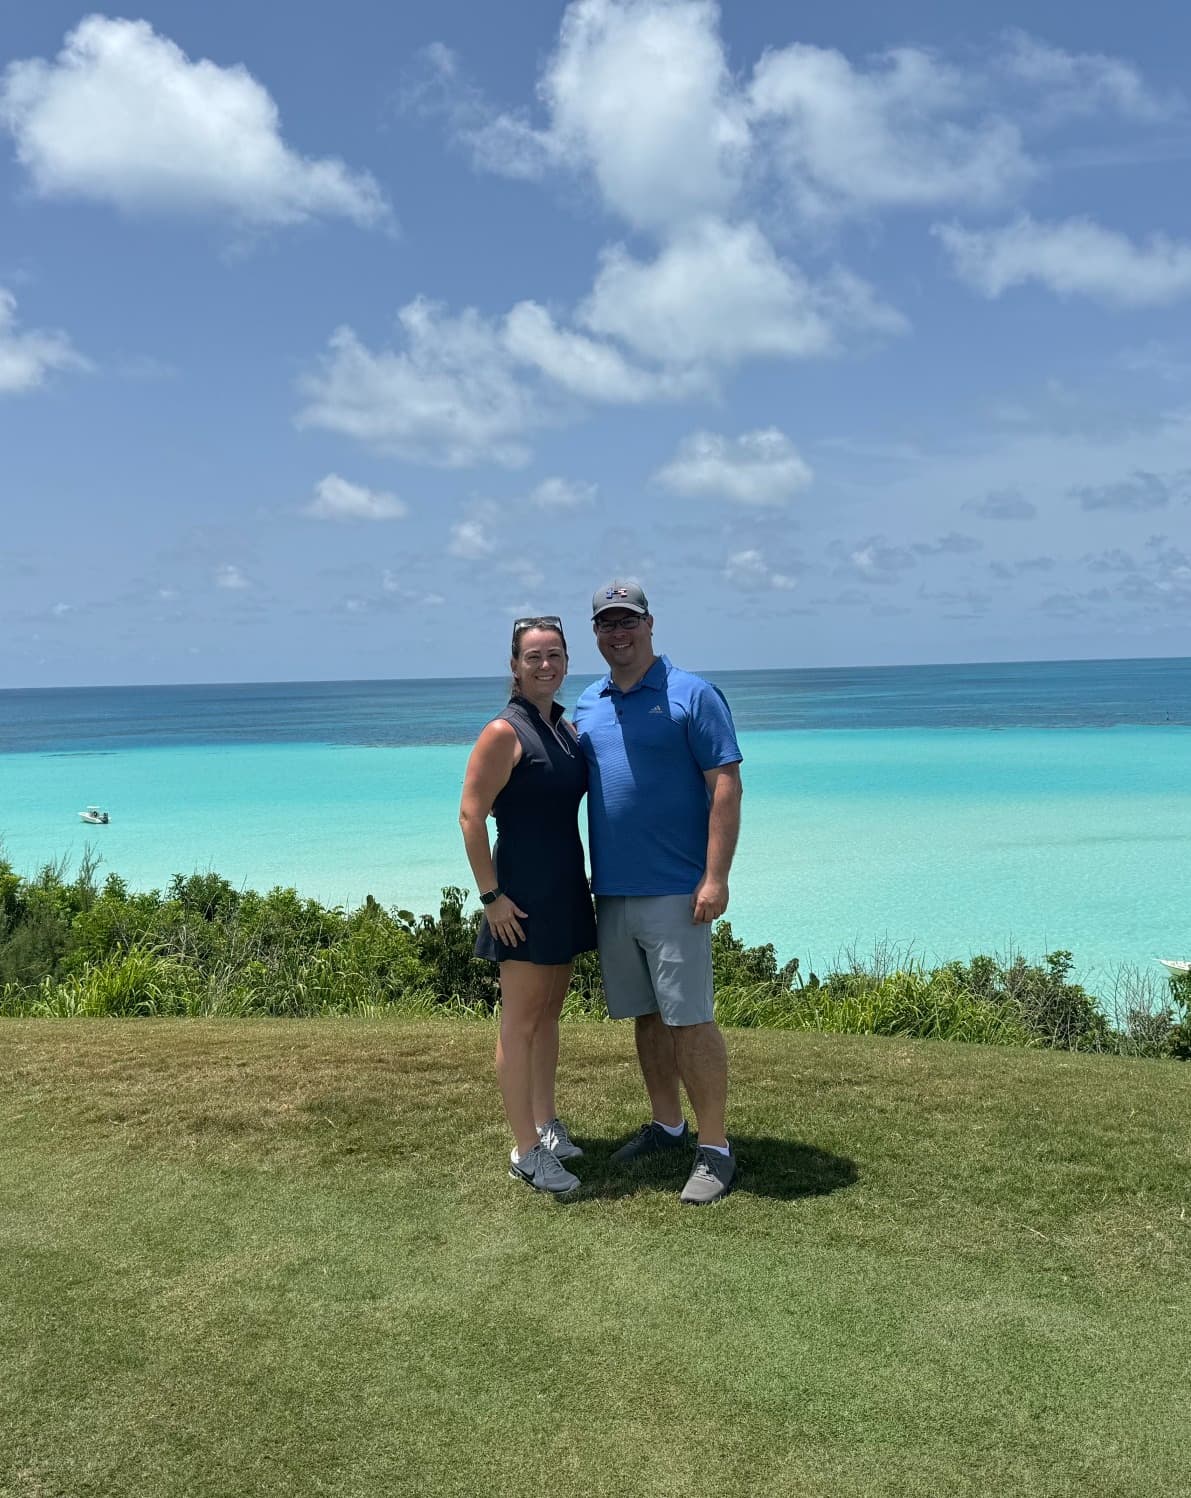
[
  {"left": 298, "top": 299, "right": 536, "bottom": 469},
  {"left": 214, "top": 564, "right": 249, "bottom": 590},
  {"left": 443, "top": 5, "right": 1064, "bottom": 235},
  {"left": 504, "top": 300, "right": 695, "bottom": 401},
  {"left": 964, "top": 488, "right": 1038, "bottom": 521},
  {"left": 750, "top": 42, "right": 1033, "bottom": 222},
  {"left": 1000, "top": 31, "right": 1181, "bottom": 125},
  {"left": 499, "top": 557, "right": 546, "bottom": 590},
  {"left": 935, "top": 216, "right": 1191, "bottom": 307},
  {"left": 724, "top": 549, "right": 797, "bottom": 591},
  {"left": 409, "top": 43, "right": 561, "bottom": 182},
  {"left": 448, "top": 520, "right": 495, "bottom": 560},
  {"left": 299, "top": 292, "right": 708, "bottom": 469},
  {"left": 304, "top": 474, "right": 408, "bottom": 522},
  {"left": 0, "top": 16, "right": 387, "bottom": 228},
  {"left": 297, "top": 221, "right": 902, "bottom": 473},
  {"left": 832, "top": 537, "right": 918, "bottom": 585},
  {"left": 472, "top": 0, "right": 748, "bottom": 232},
  {"left": 380, "top": 571, "right": 446, "bottom": 609},
  {"left": 1098, "top": 547, "right": 1191, "bottom": 611},
  {"left": 0, "top": 287, "right": 89, "bottom": 394},
  {"left": 655, "top": 428, "right": 812, "bottom": 507},
  {"left": 1070, "top": 470, "right": 1188, "bottom": 512},
  {"left": 911, "top": 532, "right": 983, "bottom": 557},
  {"left": 581, "top": 217, "right": 906, "bottom": 367},
  {"left": 529, "top": 476, "right": 598, "bottom": 508}
]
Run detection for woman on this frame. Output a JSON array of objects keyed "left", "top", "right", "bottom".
[{"left": 459, "top": 616, "right": 597, "bottom": 1194}]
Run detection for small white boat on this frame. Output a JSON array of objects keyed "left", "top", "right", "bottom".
[
  {"left": 1157, "top": 958, "right": 1191, "bottom": 973},
  {"left": 78, "top": 806, "right": 110, "bottom": 825}
]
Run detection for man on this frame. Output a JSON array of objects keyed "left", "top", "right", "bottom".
[{"left": 573, "top": 580, "right": 743, "bottom": 1205}]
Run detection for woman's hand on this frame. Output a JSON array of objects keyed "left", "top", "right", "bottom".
[{"left": 486, "top": 893, "right": 528, "bottom": 946}]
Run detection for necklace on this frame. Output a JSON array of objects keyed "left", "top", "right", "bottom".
[
  {"left": 515, "top": 695, "right": 575, "bottom": 759},
  {"left": 547, "top": 716, "right": 576, "bottom": 759}
]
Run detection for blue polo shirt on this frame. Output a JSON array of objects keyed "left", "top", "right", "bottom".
[{"left": 574, "top": 655, "right": 742, "bottom": 897}]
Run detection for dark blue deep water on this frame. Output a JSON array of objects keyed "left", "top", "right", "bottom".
[{"left": 1, "top": 657, "right": 1188, "bottom": 753}]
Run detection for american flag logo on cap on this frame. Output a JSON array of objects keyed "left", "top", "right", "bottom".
[{"left": 606, "top": 586, "right": 628, "bottom": 599}]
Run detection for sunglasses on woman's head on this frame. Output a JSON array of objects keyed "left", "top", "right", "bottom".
[
  {"left": 513, "top": 615, "right": 563, "bottom": 632},
  {"left": 512, "top": 616, "right": 564, "bottom": 648}
]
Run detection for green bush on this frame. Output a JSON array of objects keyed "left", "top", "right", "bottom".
[
  {"left": 0, "top": 855, "right": 1184, "bottom": 1060},
  {"left": 400, "top": 887, "right": 499, "bottom": 1008},
  {"left": 1166, "top": 970, "right": 1191, "bottom": 1060},
  {"left": 933, "top": 950, "right": 1110, "bottom": 1050}
]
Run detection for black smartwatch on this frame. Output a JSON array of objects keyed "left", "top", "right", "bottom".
[{"left": 479, "top": 888, "right": 502, "bottom": 905}]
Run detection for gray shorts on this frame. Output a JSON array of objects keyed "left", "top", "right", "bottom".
[{"left": 595, "top": 894, "right": 714, "bottom": 1027}]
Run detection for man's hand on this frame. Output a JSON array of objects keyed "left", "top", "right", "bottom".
[{"left": 691, "top": 876, "right": 729, "bottom": 924}]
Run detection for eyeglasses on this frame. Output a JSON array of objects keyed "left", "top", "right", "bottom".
[
  {"left": 594, "top": 614, "right": 644, "bottom": 634},
  {"left": 513, "top": 615, "right": 563, "bottom": 634}
]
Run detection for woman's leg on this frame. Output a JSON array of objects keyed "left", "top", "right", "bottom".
[
  {"left": 531, "top": 962, "right": 574, "bottom": 1128},
  {"left": 496, "top": 960, "right": 563, "bottom": 1156}
]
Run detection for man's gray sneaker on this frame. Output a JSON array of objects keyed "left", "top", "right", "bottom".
[
  {"left": 538, "top": 1117, "right": 584, "bottom": 1161},
  {"left": 509, "top": 1143, "right": 580, "bottom": 1195},
  {"left": 680, "top": 1146, "right": 736, "bottom": 1205},
  {"left": 609, "top": 1120, "right": 690, "bottom": 1165}
]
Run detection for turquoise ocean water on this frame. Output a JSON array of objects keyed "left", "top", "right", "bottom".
[{"left": 1, "top": 659, "right": 1188, "bottom": 985}]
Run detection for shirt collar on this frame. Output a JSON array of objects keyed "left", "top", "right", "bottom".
[
  {"left": 511, "top": 694, "right": 565, "bottom": 725},
  {"left": 598, "top": 654, "right": 669, "bottom": 697}
]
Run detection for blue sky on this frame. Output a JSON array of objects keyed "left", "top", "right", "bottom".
[{"left": 2, "top": 0, "right": 1190, "bottom": 687}]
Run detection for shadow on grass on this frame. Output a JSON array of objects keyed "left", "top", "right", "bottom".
[{"left": 569, "top": 1135, "right": 858, "bottom": 1203}]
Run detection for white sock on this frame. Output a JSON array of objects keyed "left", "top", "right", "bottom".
[
  {"left": 654, "top": 1118, "right": 686, "bottom": 1136},
  {"left": 701, "top": 1142, "right": 731, "bottom": 1157},
  {"left": 511, "top": 1145, "right": 538, "bottom": 1165}
]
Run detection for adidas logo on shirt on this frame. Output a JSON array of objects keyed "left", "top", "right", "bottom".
[{"left": 648, "top": 705, "right": 666, "bottom": 714}]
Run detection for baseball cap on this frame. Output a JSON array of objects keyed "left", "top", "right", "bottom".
[{"left": 591, "top": 580, "right": 649, "bottom": 618}]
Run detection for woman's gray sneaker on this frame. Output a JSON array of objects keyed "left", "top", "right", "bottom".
[
  {"left": 680, "top": 1146, "right": 736, "bottom": 1205},
  {"left": 608, "top": 1120, "right": 690, "bottom": 1165},
  {"left": 509, "top": 1144, "right": 580, "bottom": 1195},
  {"left": 538, "top": 1117, "right": 584, "bottom": 1161}
]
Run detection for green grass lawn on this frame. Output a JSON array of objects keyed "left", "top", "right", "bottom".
[{"left": 2, "top": 1019, "right": 1189, "bottom": 1498}]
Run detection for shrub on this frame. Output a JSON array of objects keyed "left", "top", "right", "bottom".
[
  {"left": 399, "top": 887, "right": 499, "bottom": 1008},
  {"left": 0, "top": 857, "right": 1184, "bottom": 1060},
  {"left": 1166, "top": 970, "right": 1191, "bottom": 1060}
]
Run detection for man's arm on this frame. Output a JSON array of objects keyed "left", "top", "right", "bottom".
[{"left": 691, "top": 762, "right": 743, "bottom": 924}]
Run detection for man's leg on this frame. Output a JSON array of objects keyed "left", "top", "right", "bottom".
[
  {"left": 633, "top": 1012, "right": 684, "bottom": 1127},
  {"left": 671, "top": 1019, "right": 728, "bottom": 1147},
  {"left": 599, "top": 898, "right": 692, "bottom": 1164},
  {"left": 638, "top": 895, "right": 732, "bottom": 1153}
]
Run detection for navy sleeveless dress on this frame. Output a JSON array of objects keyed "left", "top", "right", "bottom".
[{"left": 473, "top": 696, "right": 597, "bottom": 965}]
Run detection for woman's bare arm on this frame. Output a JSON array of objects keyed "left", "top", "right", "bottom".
[{"left": 459, "top": 719, "right": 528, "bottom": 944}]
